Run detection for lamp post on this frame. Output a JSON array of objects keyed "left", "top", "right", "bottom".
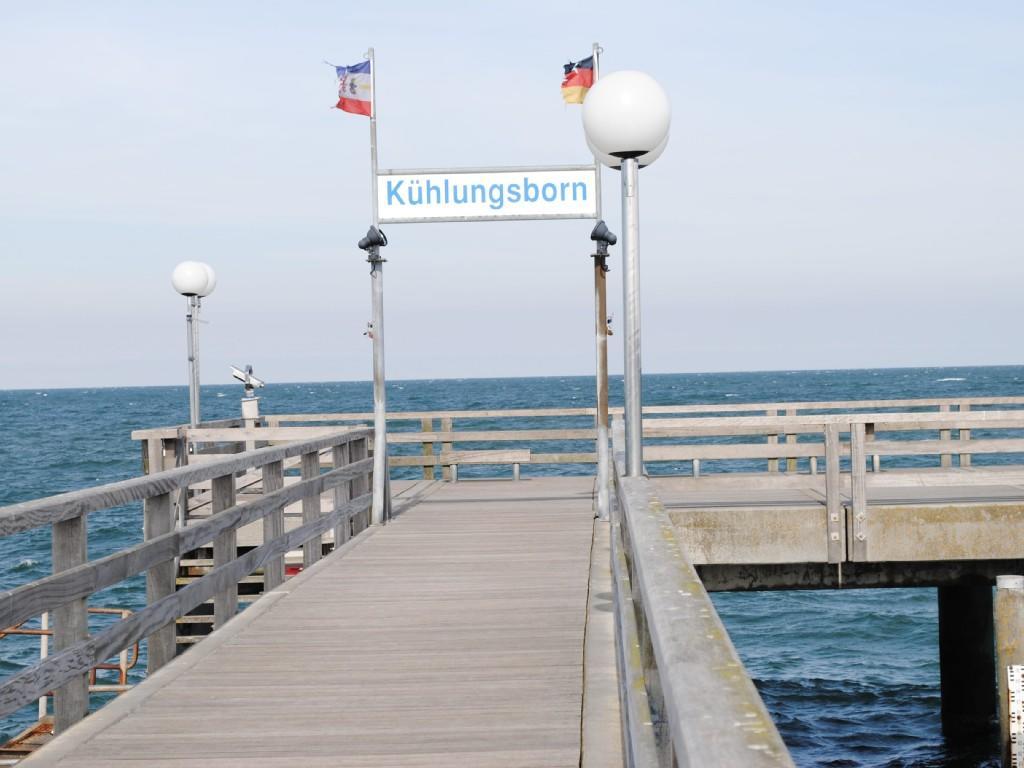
[
  {"left": 582, "top": 71, "right": 670, "bottom": 477},
  {"left": 171, "top": 261, "right": 217, "bottom": 427},
  {"left": 358, "top": 226, "right": 390, "bottom": 525},
  {"left": 590, "top": 221, "right": 617, "bottom": 520}
]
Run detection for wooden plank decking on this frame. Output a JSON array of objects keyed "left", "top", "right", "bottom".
[{"left": 24, "top": 478, "right": 602, "bottom": 768}]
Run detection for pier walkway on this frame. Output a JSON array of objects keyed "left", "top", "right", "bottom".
[{"left": 21, "top": 478, "right": 609, "bottom": 767}]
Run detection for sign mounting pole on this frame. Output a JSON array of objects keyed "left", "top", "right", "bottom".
[{"left": 367, "top": 46, "right": 389, "bottom": 524}]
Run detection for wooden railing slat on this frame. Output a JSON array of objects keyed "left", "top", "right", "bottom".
[
  {"left": 331, "top": 444, "right": 351, "bottom": 548},
  {"left": 211, "top": 474, "right": 237, "bottom": 629},
  {"left": 0, "top": 428, "right": 371, "bottom": 537},
  {"left": 301, "top": 451, "right": 322, "bottom": 569},
  {"left": 261, "top": 460, "right": 285, "bottom": 592},
  {"left": 51, "top": 513, "right": 88, "bottom": 733},
  {"left": 143, "top": 491, "right": 175, "bottom": 673},
  {"left": 824, "top": 425, "right": 844, "bottom": 565}
]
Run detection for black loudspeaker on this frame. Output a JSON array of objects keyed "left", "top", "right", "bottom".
[
  {"left": 590, "top": 220, "right": 617, "bottom": 246},
  {"left": 358, "top": 226, "right": 388, "bottom": 251}
]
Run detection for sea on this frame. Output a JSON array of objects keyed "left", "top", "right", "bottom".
[{"left": 2, "top": 365, "right": 1021, "bottom": 766}]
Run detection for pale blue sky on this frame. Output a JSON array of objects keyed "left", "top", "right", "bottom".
[{"left": 1, "top": 1, "right": 1021, "bottom": 388}]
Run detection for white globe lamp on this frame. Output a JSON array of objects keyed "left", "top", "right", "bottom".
[
  {"left": 582, "top": 70, "right": 670, "bottom": 478},
  {"left": 582, "top": 71, "right": 670, "bottom": 160},
  {"left": 171, "top": 261, "right": 213, "bottom": 297},
  {"left": 171, "top": 261, "right": 216, "bottom": 427}
]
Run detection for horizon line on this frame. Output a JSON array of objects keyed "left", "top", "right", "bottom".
[{"left": 2, "top": 362, "right": 1022, "bottom": 394}]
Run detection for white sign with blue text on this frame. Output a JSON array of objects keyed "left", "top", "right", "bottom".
[{"left": 376, "top": 166, "right": 599, "bottom": 224}]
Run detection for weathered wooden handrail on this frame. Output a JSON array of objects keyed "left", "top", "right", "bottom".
[
  {"left": 134, "top": 421, "right": 601, "bottom": 481},
  {"left": 0, "top": 428, "right": 374, "bottom": 735},
  {"left": 129, "top": 398, "right": 1024, "bottom": 484},
  {"left": 249, "top": 395, "right": 1024, "bottom": 424},
  {"left": 3, "top": 430, "right": 371, "bottom": 536},
  {"left": 610, "top": 419, "right": 795, "bottom": 767},
  {"left": 645, "top": 409, "right": 1024, "bottom": 434},
  {"left": 640, "top": 410, "right": 1024, "bottom": 476}
]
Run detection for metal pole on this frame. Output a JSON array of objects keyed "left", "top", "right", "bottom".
[
  {"left": 591, "top": 41, "right": 602, "bottom": 220},
  {"left": 594, "top": 252, "right": 610, "bottom": 519},
  {"left": 186, "top": 295, "right": 200, "bottom": 428},
  {"left": 369, "top": 256, "right": 387, "bottom": 524},
  {"left": 368, "top": 47, "right": 380, "bottom": 226},
  {"left": 621, "top": 157, "right": 643, "bottom": 476},
  {"left": 366, "top": 47, "right": 389, "bottom": 523}
]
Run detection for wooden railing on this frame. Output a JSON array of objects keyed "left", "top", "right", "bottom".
[
  {"left": 0, "top": 428, "right": 373, "bottom": 735},
  {"left": 640, "top": 408, "right": 1024, "bottom": 478},
  {"left": 132, "top": 395, "right": 1024, "bottom": 481},
  {"left": 609, "top": 420, "right": 796, "bottom": 767}
]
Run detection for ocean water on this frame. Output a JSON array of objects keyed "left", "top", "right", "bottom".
[{"left": 2, "top": 366, "right": 1022, "bottom": 766}]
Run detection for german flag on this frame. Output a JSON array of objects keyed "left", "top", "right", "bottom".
[{"left": 561, "top": 56, "right": 594, "bottom": 104}]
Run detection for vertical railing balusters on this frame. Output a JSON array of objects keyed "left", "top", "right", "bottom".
[
  {"left": 421, "top": 418, "right": 434, "bottom": 480},
  {"left": 866, "top": 422, "right": 880, "bottom": 473},
  {"left": 441, "top": 417, "right": 454, "bottom": 481},
  {"left": 939, "top": 403, "right": 952, "bottom": 468},
  {"left": 785, "top": 408, "right": 797, "bottom": 472},
  {"left": 212, "top": 473, "right": 237, "bottom": 629},
  {"left": 959, "top": 402, "right": 972, "bottom": 467},
  {"left": 51, "top": 513, "right": 89, "bottom": 732},
  {"left": 301, "top": 451, "right": 322, "bottom": 568},
  {"left": 350, "top": 437, "right": 369, "bottom": 534},
  {"left": 824, "top": 424, "right": 843, "bottom": 565},
  {"left": 850, "top": 423, "right": 867, "bottom": 561},
  {"left": 262, "top": 459, "right": 285, "bottom": 591},
  {"left": 332, "top": 443, "right": 351, "bottom": 548},
  {"left": 144, "top": 491, "right": 175, "bottom": 672}
]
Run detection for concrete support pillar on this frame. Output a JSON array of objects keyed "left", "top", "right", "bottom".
[
  {"left": 995, "top": 575, "right": 1024, "bottom": 768},
  {"left": 938, "top": 583, "right": 996, "bottom": 742}
]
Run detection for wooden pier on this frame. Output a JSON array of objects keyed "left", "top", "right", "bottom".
[
  {"left": 17, "top": 478, "right": 604, "bottom": 767},
  {"left": 2, "top": 396, "right": 1024, "bottom": 766}
]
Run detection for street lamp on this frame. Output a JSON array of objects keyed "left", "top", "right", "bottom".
[
  {"left": 171, "top": 261, "right": 217, "bottom": 427},
  {"left": 582, "top": 70, "right": 670, "bottom": 477}
]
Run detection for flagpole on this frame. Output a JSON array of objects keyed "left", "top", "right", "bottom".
[
  {"left": 588, "top": 41, "right": 611, "bottom": 522},
  {"left": 366, "top": 46, "right": 389, "bottom": 525},
  {"left": 369, "top": 47, "right": 380, "bottom": 227},
  {"left": 592, "top": 41, "right": 602, "bottom": 221}
]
